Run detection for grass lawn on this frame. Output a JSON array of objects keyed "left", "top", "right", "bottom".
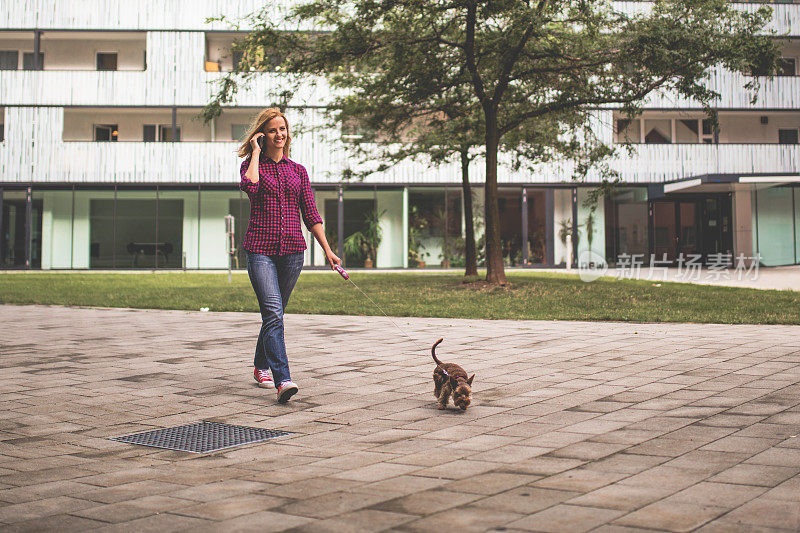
[{"left": 0, "top": 271, "right": 797, "bottom": 324}]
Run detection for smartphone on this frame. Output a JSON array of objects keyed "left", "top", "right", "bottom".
[{"left": 257, "top": 136, "right": 265, "bottom": 151}]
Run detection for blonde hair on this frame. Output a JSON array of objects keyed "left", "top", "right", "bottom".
[{"left": 237, "top": 107, "right": 291, "bottom": 159}]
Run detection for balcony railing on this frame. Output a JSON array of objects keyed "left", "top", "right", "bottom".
[
  {"left": 0, "top": 67, "right": 332, "bottom": 107},
  {"left": 1, "top": 136, "right": 798, "bottom": 186},
  {"left": 612, "top": 2, "right": 800, "bottom": 35},
  {"left": 609, "top": 143, "right": 800, "bottom": 182},
  {"left": 627, "top": 68, "right": 800, "bottom": 109}
]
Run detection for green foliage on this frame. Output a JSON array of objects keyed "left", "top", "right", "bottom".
[
  {"left": 585, "top": 210, "right": 596, "bottom": 248},
  {"left": 343, "top": 209, "right": 385, "bottom": 266},
  {"left": 558, "top": 219, "right": 580, "bottom": 246}
]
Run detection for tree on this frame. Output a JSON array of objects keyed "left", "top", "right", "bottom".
[
  {"left": 205, "top": 0, "right": 778, "bottom": 285},
  {"left": 338, "top": 83, "right": 486, "bottom": 277}
]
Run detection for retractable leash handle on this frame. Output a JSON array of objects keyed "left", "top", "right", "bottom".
[{"left": 333, "top": 264, "right": 349, "bottom": 280}]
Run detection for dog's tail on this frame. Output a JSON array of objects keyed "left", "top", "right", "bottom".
[{"left": 431, "top": 338, "right": 444, "bottom": 366}]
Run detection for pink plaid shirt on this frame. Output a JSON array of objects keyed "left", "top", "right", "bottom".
[{"left": 239, "top": 155, "right": 322, "bottom": 255}]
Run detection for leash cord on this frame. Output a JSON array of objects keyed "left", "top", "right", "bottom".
[{"left": 344, "top": 276, "right": 428, "bottom": 355}]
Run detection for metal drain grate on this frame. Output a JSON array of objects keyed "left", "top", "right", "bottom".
[{"left": 111, "top": 421, "right": 292, "bottom": 453}]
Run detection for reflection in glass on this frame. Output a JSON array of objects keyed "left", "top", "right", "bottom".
[
  {"left": 756, "top": 186, "right": 795, "bottom": 266},
  {"left": 644, "top": 119, "right": 672, "bottom": 144},
  {"left": 679, "top": 202, "right": 698, "bottom": 255},
  {"left": 408, "top": 190, "right": 462, "bottom": 267},
  {"left": 526, "top": 189, "right": 547, "bottom": 264},
  {"left": 498, "top": 189, "right": 523, "bottom": 266},
  {"left": 605, "top": 188, "right": 648, "bottom": 265},
  {"left": 1, "top": 197, "right": 42, "bottom": 268},
  {"left": 325, "top": 198, "right": 373, "bottom": 267},
  {"left": 229, "top": 197, "right": 251, "bottom": 269},
  {"left": 90, "top": 199, "right": 183, "bottom": 268}
]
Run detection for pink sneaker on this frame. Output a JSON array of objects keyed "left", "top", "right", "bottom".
[
  {"left": 253, "top": 368, "right": 274, "bottom": 388},
  {"left": 277, "top": 381, "right": 299, "bottom": 403}
]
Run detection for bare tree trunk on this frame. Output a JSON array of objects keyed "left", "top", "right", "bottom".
[
  {"left": 484, "top": 107, "right": 506, "bottom": 285},
  {"left": 460, "top": 147, "right": 478, "bottom": 277}
]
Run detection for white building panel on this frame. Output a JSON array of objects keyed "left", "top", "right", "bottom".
[
  {"left": 3, "top": 105, "right": 798, "bottom": 185},
  {"left": 2, "top": 0, "right": 269, "bottom": 31},
  {"left": 5, "top": 1, "right": 798, "bottom": 35},
  {"left": 613, "top": 2, "right": 800, "bottom": 37},
  {"left": 634, "top": 69, "right": 800, "bottom": 110}
]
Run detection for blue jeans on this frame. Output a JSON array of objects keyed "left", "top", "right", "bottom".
[{"left": 246, "top": 251, "right": 304, "bottom": 386}]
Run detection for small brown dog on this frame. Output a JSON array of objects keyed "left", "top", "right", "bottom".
[{"left": 431, "top": 338, "right": 474, "bottom": 410}]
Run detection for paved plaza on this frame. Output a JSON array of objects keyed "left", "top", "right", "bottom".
[{"left": 0, "top": 304, "right": 798, "bottom": 532}]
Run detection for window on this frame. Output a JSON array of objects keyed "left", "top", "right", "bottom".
[
  {"left": 94, "top": 124, "right": 119, "bottom": 142},
  {"left": 615, "top": 118, "right": 640, "bottom": 143},
  {"left": 341, "top": 120, "right": 377, "bottom": 143},
  {"left": 90, "top": 199, "right": 184, "bottom": 269},
  {"left": 231, "top": 124, "right": 247, "bottom": 141},
  {"left": 779, "top": 129, "right": 799, "bottom": 144},
  {"left": 232, "top": 50, "right": 244, "bottom": 70},
  {"left": 22, "top": 52, "right": 43, "bottom": 70},
  {"left": 143, "top": 124, "right": 181, "bottom": 142},
  {"left": 676, "top": 119, "right": 699, "bottom": 143},
  {"left": 643, "top": 119, "right": 672, "bottom": 144},
  {"left": 159, "top": 124, "right": 180, "bottom": 142},
  {"left": 0, "top": 50, "right": 18, "bottom": 70},
  {"left": 96, "top": 52, "right": 118, "bottom": 71},
  {"left": 778, "top": 57, "right": 797, "bottom": 76},
  {"left": 701, "top": 118, "right": 716, "bottom": 144}
]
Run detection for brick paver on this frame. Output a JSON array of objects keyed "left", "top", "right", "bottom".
[{"left": 0, "top": 304, "right": 798, "bottom": 532}]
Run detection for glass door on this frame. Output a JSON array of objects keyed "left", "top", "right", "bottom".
[
  {"left": 701, "top": 196, "right": 733, "bottom": 261},
  {"left": 678, "top": 201, "right": 700, "bottom": 259},
  {"left": 652, "top": 201, "right": 677, "bottom": 261},
  {"left": 1, "top": 199, "right": 42, "bottom": 268}
]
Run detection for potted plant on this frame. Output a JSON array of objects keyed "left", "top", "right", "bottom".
[
  {"left": 344, "top": 209, "right": 384, "bottom": 267},
  {"left": 558, "top": 219, "right": 580, "bottom": 266},
  {"left": 584, "top": 211, "right": 595, "bottom": 246}
]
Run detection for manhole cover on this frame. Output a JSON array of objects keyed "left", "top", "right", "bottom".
[{"left": 111, "top": 421, "right": 292, "bottom": 453}]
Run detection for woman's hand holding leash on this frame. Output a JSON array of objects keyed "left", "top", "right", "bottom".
[
  {"left": 309, "top": 223, "right": 340, "bottom": 271},
  {"left": 326, "top": 250, "right": 341, "bottom": 270}
]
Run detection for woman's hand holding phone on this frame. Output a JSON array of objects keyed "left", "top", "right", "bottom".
[{"left": 251, "top": 133, "right": 265, "bottom": 154}]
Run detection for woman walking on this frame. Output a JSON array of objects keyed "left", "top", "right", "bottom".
[{"left": 239, "top": 108, "right": 340, "bottom": 403}]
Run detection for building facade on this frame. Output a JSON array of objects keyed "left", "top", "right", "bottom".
[{"left": 1, "top": 1, "right": 799, "bottom": 271}]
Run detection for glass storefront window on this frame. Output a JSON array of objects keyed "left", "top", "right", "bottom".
[
  {"left": 498, "top": 188, "right": 523, "bottom": 266},
  {"left": 795, "top": 188, "right": 800, "bottom": 264},
  {"left": 229, "top": 196, "right": 250, "bottom": 269},
  {"left": 605, "top": 187, "right": 648, "bottom": 265},
  {"left": 90, "top": 198, "right": 183, "bottom": 269},
  {"left": 325, "top": 196, "right": 375, "bottom": 267},
  {"left": 756, "top": 186, "right": 795, "bottom": 266},
  {"left": 1, "top": 191, "right": 42, "bottom": 269},
  {"left": 526, "top": 189, "right": 548, "bottom": 264},
  {"left": 408, "top": 189, "right": 462, "bottom": 267}
]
